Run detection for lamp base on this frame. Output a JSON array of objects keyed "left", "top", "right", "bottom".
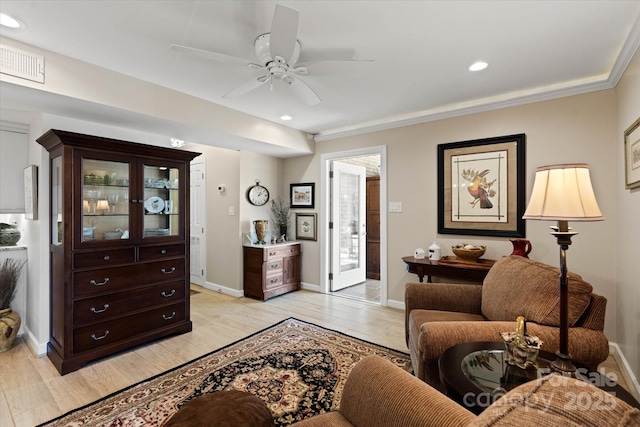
[{"left": 551, "top": 351, "right": 577, "bottom": 373}]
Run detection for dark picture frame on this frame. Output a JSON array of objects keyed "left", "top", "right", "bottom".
[
  {"left": 295, "top": 213, "right": 317, "bottom": 241},
  {"left": 437, "top": 134, "right": 526, "bottom": 237},
  {"left": 624, "top": 117, "right": 640, "bottom": 190},
  {"left": 290, "top": 182, "right": 315, "bottom": 209}
]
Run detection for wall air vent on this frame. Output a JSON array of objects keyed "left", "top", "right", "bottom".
[{"left": 0, "top": 44, "right": 45, "bottom": 83}]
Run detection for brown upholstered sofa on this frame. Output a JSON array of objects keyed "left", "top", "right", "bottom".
[
  {"left": 405, "top": 255, "right": 609, "bottom": 390},
  {"left": 290, "top": 355, "right": 639, "bottom": 427}
]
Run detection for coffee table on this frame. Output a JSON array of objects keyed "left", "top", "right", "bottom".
[{"left": 439, "top": 341, "right": 640, "bottom": 414}]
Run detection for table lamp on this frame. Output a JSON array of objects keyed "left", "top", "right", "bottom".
[
  {"left": 96, "top": 199, "right": 109, "bottom": 214},
  {"left": 522, "top": 164, "right": 603, "bottom": 373}
]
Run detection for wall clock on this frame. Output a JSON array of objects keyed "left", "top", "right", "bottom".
[{"left": 246, "top": 180, "right": 270, "bottom": 206}]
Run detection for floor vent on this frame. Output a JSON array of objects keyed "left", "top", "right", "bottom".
[{"left": 0, "top": 44, "right": 45, "bottom": 83}]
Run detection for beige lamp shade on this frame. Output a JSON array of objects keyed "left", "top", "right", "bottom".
[
  {"left": 523, "top": 164, "right": 604, "bottom": 221},
  {"left": 96, "top": 199, "right": 109, "bottom": 211}
]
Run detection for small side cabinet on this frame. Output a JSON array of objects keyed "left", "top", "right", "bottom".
[{"left": 243, "top": 242, "right": 301, "bottom": 301}]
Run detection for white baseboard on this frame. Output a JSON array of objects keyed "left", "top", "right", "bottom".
[
  {"left": 300, "top": 282, "right": 320, "bottom": 292},
  {"left": 201, "top": 281, "right": 244, "bottom": 298},
  {"left": 609, "top": 342, "right": 640, "bottom": 399},
  {"left": 387, "top": 298, "right": 404, "bottom": 310},
  {"left": 23, "top": 326, "right": 48, "bottom": 357}
]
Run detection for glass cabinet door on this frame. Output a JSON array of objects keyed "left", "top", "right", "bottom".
[
  {"left": 142, "top": 162, "right": 181, "bottom": 239},
  {"left": 82, "top": 158, "right": 131, "bottom": 242}
]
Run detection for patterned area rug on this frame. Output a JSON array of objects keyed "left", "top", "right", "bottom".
[{"left": 39, "top": 318, "right": 411, "bottom": 426}]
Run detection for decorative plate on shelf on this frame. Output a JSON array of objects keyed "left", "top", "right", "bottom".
[{"left": 144, "top": 196, "right": 165, "bottom": 214}]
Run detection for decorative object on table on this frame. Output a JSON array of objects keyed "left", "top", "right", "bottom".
[
  {"left": 428, "top": 241, "right": 441, "bottom": 260},
  {"left": 0, "top": 257, "right": 26, "bottom": 352},
  {"left": 413, "top": 247, "right": 425, "bottom": 259},
  {"left": 0, "top": 223, "right": 21, "bottom": 246},
  {"left": 624, "top": 117, "right": 640, "bottom": 189},
  {"left": 246, "top": 179, "right": 270, "bottom": 206},
  {"left": 295, "top": 212, "right": 317, "bottom": 241},
  {"left": 290, "top": 182, "right": 315, "bottom": 208},
  {"left": 270, "top": 196, "right": 291, "bottom": 237},
  {"left": 500, "top": 316, "right": 542, "bottom": 369},
  {"left": 253, "top": 219, "right": 268, "bottom": 244},
  {"left": 437, "top": 134, "right": 526, "bottom": 237},
  {"left": 510, "top": 239, "right": 532, "bottom": 258},
  {"left": 451, "top": 243, "right": 486, "bottom": 263},
  {"left": 23, "top": 165, "right": 38, "bottom": 220},
  {"left": 523, "top": 163, "right": 603, "bottom": 373}
]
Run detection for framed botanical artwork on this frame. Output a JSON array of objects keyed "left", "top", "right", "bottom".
[
  {"left": 295, "top": 213, "right": 317, "bottom": 241},
  {"left": 24, "top": 165, "right": 38, "bottom": 220},
  {"left": 290, "top": 182, "right": 315, "bottom": 208},
  {"left": 437, "top": 134, "right": 526, "bottom": 237},
  {"left": 624, "top": 117, "right": 640, "bottom": 190}
]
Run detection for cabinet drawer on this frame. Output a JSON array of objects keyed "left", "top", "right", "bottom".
[
  {"left": 74, "top": 248, "right": 136, "bottom": 269},
  {"left": 139, "top": 243, "right": 186, "bottom": 261},
  {"left": 73, "top": 259, "right": 186, "bottom": 297},
  {"left": 266, "top": 244, "right": 300, "bottom": 260},
  {"left": 73, "top": 302, "right": 185, "bottom": 353},
  {"left": 73, "top": 280, "right": 186, "bottom": 325},
  {"left": 265, "top": 274, "right": 283, "bottom": 289},
  {"left": 266, "top": 259, "right": 282, "bottom": 273}
]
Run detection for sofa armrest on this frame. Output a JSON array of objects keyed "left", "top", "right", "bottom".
[
  {"left": 405, "top": 283, "right": 483, "bottom": 344},
  {"left": 338, "top": 355, "right": 476, "bottom": 427}
]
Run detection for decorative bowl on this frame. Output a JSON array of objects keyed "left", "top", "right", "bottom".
[
  {"left": 0, "top": 223, "right": 21, "bottom": 246},
  {"left": 452, "top": 244, "right": 486, "bottom": 262}
]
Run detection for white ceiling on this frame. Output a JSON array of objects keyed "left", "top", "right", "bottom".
[{"left": 1, "top": 1, "right": 639, "bottom": 143}]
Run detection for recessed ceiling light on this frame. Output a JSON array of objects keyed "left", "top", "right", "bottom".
[
  {"left": 469, "top": 61, "right": 488, "bottom": 71},
  {"left": 0, "top": 13, "right": 23, "bottom": 28},
  {"left": 280, "top": 115, "right": 292, "bottom": 121}
]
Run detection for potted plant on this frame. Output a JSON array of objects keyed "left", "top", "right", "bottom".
[
  {"left": 0, "top": 258, "right": 26, "bottom": 352},
  {"left": 270, "top": 196, "right": 292, "bottom": 239}
]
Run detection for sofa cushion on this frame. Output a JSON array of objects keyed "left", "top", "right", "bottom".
[
  {"left": 481, "top": 256, "right": 593, "bottom": 327},
  {"left": 469, "top": 375, "right": 640, "bottom": 427}
]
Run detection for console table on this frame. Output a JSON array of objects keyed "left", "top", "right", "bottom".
[{"left": 402, "top": 256, "right": 494, "bottom": 283}]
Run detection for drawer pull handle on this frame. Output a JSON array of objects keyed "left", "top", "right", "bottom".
[
  {"left": 103, "top": 255, "right": 110, "bottom": 261},
  {"left": 161, "top": 249, "right": 167, "bottom": 254},
  {"left": 269, "top": 251, "right": 276, "bottom": 256},
  {"left": 91, "top": 330, "right": 110, "bottom": 341},
  {"left": 162, "top": 311, "right": 176, "bottom": 320},
  {"left": 270, "top": 264, "right": 278, "bottom": 268},
  {"left": 161, "top": 289, "right": 176, "bottom": 297},
  {"left": 161, "top": 267, "right": 176, "bottom": 274},
  {"left": 270, "top": 278, "right": 279, "bottom": 284},
  {"left": 90, "top": 278, "right": 110, "bottom": 286},
  {"left": 90, "top": 304, "right": 110, "bottom": 314}
]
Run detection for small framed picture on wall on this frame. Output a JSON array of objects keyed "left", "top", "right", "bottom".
[
  {"left": 295, "top": 213, "right": 317, "bottom": 241},
  {"left": 290, "top": 182, "right": 315, "bottom": 208}
]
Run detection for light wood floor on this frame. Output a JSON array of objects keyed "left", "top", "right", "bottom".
[{"left": 0, "top": 286, "right": 635, "bottom": 426}]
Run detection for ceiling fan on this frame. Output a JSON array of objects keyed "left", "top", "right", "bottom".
[{"left": 170, "top": 4, "right": 373, "bottom": 106}]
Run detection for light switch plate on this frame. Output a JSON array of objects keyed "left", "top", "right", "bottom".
[{"left": 389, "top": 202, "right": 403, "bottom": 212}]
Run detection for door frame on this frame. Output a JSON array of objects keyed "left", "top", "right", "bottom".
[
  {"left": 320, "top": 145, "right": 387, "bottom": 306},
  {"left": 190, "top": 156, "right": 206, "bottom": 287}
]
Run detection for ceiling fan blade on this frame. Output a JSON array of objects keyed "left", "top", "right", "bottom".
[
  {"left": 285, "top": 76, "right": 321, "bottom": 106},
  {"left": 170, "top": 44, "right": 252, "bottom": 67},
  {"left": 223, "top": 76, "right": 269, "bottom": 98},
  {"left": 296, "top": 59, "right": 375, "bottom": 77},
  {"left": 269, "top": 4, "right": 299, "bottom": 63}
]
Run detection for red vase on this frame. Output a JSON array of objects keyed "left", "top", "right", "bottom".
[{"left": 510, "top": 239, "right": 532, "bottom": 258}]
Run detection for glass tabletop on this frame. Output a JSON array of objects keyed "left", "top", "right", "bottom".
[{"left": 461, "top": 349, "right": 552, "bottom": 394}]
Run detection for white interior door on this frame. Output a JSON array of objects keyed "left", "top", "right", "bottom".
[
  {"left": 190, "top": 157, "right": 205, "bottom": 286},
  {"left": 331, "top": 161, "right": 366, "bottom": 291}
]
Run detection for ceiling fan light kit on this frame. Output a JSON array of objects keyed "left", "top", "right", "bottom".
[{"left": 171, "top": 3, "right": 373, "bottom": 107}]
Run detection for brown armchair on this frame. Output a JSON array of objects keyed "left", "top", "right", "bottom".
[{"left": 405, "top": 255, "right": 609, "bottom": 390}]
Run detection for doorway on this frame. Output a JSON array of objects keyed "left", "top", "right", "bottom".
[{"left": 320, "top": 146, "right": 387, "bottom": 305}]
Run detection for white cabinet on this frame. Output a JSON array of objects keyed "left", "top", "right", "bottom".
[{"left": 0, "top": 129, "right": 29, "bottom": 213}]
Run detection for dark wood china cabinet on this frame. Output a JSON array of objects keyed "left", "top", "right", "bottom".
[{"left": 37, "top": 129, "right": 200, "bottom": 375}]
